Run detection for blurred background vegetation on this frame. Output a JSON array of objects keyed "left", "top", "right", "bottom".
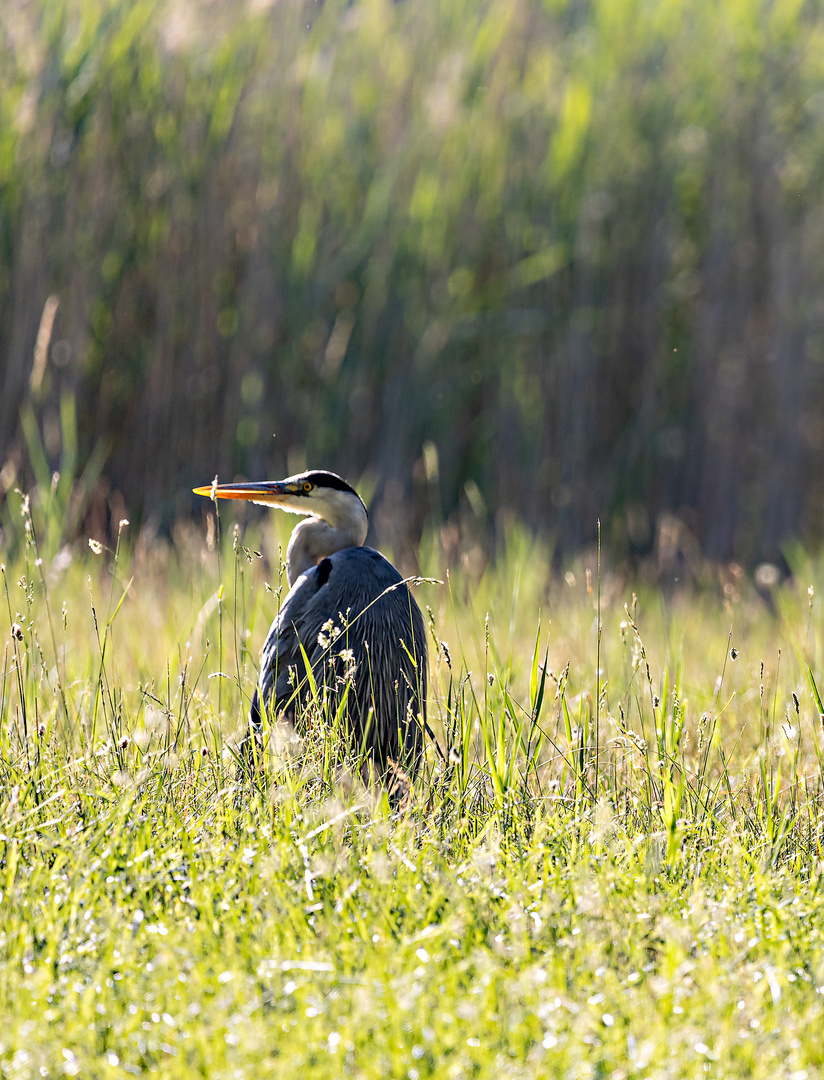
[{"left": 2, "top": 0, "right": 824, "bottom": 568}]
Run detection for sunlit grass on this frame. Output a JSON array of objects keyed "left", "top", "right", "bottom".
[{"left": 2, "top": 493, "right": 824, "bottom": 1077}]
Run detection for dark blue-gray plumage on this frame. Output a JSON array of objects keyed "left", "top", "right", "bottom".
[
  {"left": 194, "top": 470, "right": 427, "bottom": 774},
  {"left": 250, "top": 545, "right": 426, "bottom": 770}
]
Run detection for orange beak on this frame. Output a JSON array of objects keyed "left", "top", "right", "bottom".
[{"left": 193, "top": 479, "right": 304, "bottom": 507}]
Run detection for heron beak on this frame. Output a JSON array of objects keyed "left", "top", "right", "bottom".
[{"left": 192, "top": 480, "right": 302, "bottom": 507}]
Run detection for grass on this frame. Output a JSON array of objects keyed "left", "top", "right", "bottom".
[{"left": 2, "top": 492, "right": 824, "bottom": 1078}]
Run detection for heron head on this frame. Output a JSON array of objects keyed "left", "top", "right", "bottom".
[{"left": 193, "top": 470, "right": 368, "bottom": 538}]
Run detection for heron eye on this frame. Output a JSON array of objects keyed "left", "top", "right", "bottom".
[{"left": 303, "top": 482, "right": 312, "bottom": 492}]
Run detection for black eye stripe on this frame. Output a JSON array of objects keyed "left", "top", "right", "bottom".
[
  {"left": 300, "top": 471, "right": 358, "bottom": 495},
  {"left": 288, "top": 470, "right": 367, "bottom": 515}
]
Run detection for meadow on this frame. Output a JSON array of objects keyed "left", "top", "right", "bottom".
[
  {"left": 1, "top": 488, "right": 824, "bottom": 1079},
  {"left": 4, "top": 1, "right": 824, "bottom": 1075}
]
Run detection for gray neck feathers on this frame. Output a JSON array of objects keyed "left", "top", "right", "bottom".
[{"left": 285, "top": 494, "right": 368, "bottom": 586}]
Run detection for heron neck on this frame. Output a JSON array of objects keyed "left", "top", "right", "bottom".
[{"left": 286, "top": 512, "right": 367, "bottom": 586}]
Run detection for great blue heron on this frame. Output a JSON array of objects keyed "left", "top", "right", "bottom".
[{"left": 193, "top": 470, "right": 428, "bottom": 775}]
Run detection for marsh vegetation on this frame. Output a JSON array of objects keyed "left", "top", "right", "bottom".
[{"left": 2, "top": 489, "right": 824, "bottom": 1077}]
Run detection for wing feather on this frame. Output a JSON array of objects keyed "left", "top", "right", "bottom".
[{"left": 250, "top": 547, "right": 427, "bottom": 770}]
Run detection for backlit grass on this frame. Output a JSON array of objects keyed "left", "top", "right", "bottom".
[{"left": 2, "top": 494, "right": 824, "bottom": 1077}]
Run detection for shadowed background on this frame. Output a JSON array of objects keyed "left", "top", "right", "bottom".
[{"left": 2, "top": 0, "right": 824, "bottom": 568}]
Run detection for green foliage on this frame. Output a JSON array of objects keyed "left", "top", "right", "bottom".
[
  {"left": 3, "top": 0, "right": 824, "bottom": 557},
  {"left": 3, "top": 501, "right": 824, "bottom": 1073},
  {"left": 16, "top": 393, "right": 108, "bottom": 560}
]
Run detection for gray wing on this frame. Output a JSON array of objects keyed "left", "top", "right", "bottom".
[
  {"left": 249, "top": 562, "right": 328, "bottom": 732},
  {"left": 251, "top": 547, "right": 427, "bottom": 770}
]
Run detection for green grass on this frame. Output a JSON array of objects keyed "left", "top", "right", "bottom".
[{"left": 2, "top": 494, "right": 824, "bottom": 1077}]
